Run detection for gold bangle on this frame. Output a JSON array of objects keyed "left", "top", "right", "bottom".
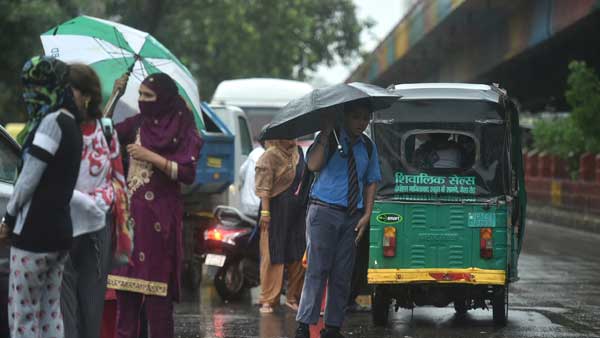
[
  {"left": 170, "top": 161, "right": 178, "bottom": 180},
  {"left": 260, "top": 210, "right": 271, "bottom": 216}
]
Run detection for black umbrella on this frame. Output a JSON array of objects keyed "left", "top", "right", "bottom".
[{"left": 262, "top": 82, "right": 400, "bottom": 140}]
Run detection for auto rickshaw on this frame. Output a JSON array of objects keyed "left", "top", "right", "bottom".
[{"left": 368, "top": 83, "right": 527, "bottom": 326}]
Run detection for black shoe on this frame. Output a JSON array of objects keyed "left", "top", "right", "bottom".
[
  {"left": 320, "top": 328, "right": 345, "bottom": 338},
  {"left": 345, "top": 301, "right": 360, "bottom": 313},
  {"left": 295, "top": 323, "right": 310, "bottom": 338}
]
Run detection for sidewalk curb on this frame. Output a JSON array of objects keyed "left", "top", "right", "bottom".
[{"left": 526, "top": 203, "right": 600, "bottom": 234}]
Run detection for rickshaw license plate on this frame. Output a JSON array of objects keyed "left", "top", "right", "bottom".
[
  {"left": 205, "top": 254, "right": 226, "bottom": 267},
  {"left": 468, "top": 212, "right": 496, "bottom": 227}
]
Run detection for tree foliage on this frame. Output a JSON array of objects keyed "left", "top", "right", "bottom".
[
  {"left": 532, "top": 60, "right": 600, "bottom": 174},
  {"left": 0, "top": 0, "right": 73, "bottom": 123},
  {"left": 152, "top": 0, "right": 364, "bottom": 98},
  {"left": 565, "top": 61, "right": 600, "bottom": 151},
  {"left": 532, "top": 116, "right": 585, "bottom": 159},
  {"left": 0, "top": 0, "right": 365, "bottom": 123}
]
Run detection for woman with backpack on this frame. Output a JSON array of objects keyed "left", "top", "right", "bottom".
[
  {"left": 60, "top": 63, "right": 127, "bottom": 338},
  {"left": 255, "top": 139, "right": 309, "bottom": 314}
]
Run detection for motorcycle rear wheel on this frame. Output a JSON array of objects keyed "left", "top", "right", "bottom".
[{"left": 214, "top": 260, "right": 245, "bottom": 301}]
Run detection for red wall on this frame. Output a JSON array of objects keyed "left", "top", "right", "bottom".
[{"left": 525, "top": 152, "right": 600, "bottom": 215}]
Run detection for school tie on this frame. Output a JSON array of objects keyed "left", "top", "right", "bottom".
[{"left": 347, "top": 146, "right": 359, "bottom": 215}]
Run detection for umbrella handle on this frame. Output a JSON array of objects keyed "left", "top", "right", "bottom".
[
  {"left": 102, "top": 91, "right": 122, "bottom": 118},
  {"left": 332, "top": 129, "right": 345, "bottom": 156},
  {"left": 102, "top": 58, "right": 138, "bottom": 118}
]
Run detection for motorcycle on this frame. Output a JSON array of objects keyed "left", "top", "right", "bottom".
[{"left": 203, "top": 206, "right": 260, "bottom": 301}]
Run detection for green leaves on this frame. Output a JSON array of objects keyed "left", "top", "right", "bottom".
[
  {"left": 152, "top": 0, "right": 364, "bottom": 98},
  {"left": 0, "top": 0, "right": 73, "bottom": 122},
  {"left": 0, "top": 0, "right": 364, "bottom": 122},
  {"left": 532, "top": 60, "right": 600, "bottom": 177},
  {"left": 532, "top": 116, "right": 586, "bottom": 158},
  {"left": 565, "top": 61, "right": 600, "bottom": 151}
]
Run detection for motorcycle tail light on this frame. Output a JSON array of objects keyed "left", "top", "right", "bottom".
[
  {"left": 480, "top": 227, "right": 493, "bottom": 259},
  {"left": 383, "top": 226, "right": 396, "bottom": 257},
  {"left": 204, "top": 228, "right": 222, "bottom": 241},
  {"left": 204, "top": 227, "right": 251, "bottom": 246}
]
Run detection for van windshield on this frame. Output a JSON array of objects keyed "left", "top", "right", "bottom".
[
  {"left": 211, "top": 107, "right": 236, "bottom": 134},
  {"left": 241, "top": 107, "right": 279, "bottom": 139}
]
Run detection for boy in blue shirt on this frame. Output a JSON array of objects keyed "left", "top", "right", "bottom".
[{"left": 295, "top": 100, "right": 381, "bottom": 338}]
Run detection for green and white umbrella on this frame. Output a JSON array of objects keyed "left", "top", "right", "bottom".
[{"left": 41, "top": 15, "right": 204, "bottom": 128}]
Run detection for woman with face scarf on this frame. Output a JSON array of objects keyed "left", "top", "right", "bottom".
[
  {"left": 254, "top": 139, "right": 308, "bottom": 314},
  {"left": 106, "top": 73, "right": 202, "bottom": 338},
  {"left": 1, "top": 56, "right": 83, "bottom": 338}
]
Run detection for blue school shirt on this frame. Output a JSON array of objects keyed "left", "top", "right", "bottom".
[{"left": 310, "top": 128, "right": 382, "bottom": 209}]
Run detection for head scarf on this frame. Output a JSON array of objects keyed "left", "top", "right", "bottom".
[
  {"left": 264, "top": 140, "right": 298, "bottom": 162},
  {"left": 17, "top": 56, "right": 79, "bottom": 146},
  {"left": 255, "top": 139, "right": 299, "bottom": 198},
  {"left": 137, "top": 73, "right": 202, "bottom": 161}
]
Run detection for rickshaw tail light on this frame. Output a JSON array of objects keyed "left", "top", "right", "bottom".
[
  {"left": 480, "top": 228, "right": 493, "bottom": 259},
  {"left": 383, "top": 226, "right": 396, "bottom": 257}
]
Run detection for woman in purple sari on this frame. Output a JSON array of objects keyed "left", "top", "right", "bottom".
[{"left": 107, "top": 73, "right": 202, "bottom": 338}]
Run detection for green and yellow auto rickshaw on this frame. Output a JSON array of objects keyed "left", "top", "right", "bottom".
[{"left": 368, "top": 83, "right": 527, "bottom": 326}]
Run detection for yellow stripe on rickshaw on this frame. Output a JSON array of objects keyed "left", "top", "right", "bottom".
[{"left": 368, "top": 268, "right": 506, "bottom": 285}]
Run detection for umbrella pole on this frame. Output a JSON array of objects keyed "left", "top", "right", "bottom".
[
  {"left": 102, "top": 59, "right": 138, "bottom": 118},
  {"left": 102, "top": 91, "right": 121, "bottom": 118},
  {"left": 332, "top": 129, "right": 343, "bottom": 155}
]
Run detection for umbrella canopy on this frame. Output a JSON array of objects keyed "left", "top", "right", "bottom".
[
  {"left": 262, "top": 82, "right": 399, "bottom": 140},
  {"left": 40, "top": 15, "right": 204, "bottom": 128}
]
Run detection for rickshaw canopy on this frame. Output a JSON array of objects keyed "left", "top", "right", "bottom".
[{"left": 372, "top": 83, "right": 519, "bottom": 200}]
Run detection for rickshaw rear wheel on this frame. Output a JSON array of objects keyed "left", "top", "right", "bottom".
[
  {"left": 454, "top": 298, "right": 469, "bottom": 314},
  {"left": 492, "top": 284, "right": 508, "bottom": 326},
  {"left": 372, "top": 285, "right": 390, "bottom": 326}
]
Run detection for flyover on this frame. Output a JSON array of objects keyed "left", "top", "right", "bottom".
[{"left": 348, "top": 0, "right": 600, "bottom": 111}]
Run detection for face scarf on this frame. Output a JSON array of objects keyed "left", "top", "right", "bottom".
[
  {"left": 137, "top": 73, "right": 202, "bottom": 162},
  {"left": 18, "top": 56, "right": 79, "bottom": 147}
]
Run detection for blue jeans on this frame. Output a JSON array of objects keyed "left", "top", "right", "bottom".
[{"left": 296, "top": 204, "right": 361, "bottom": 327}]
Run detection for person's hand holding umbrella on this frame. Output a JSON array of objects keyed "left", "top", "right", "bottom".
[
  {"left": 320, "top": 112, "right": 336, "bottom": 135},
  {"left": 105, "top": 73, "right": 130, "bottom": 118},
  {"left": 307, "top": 112, "right": 337, "bottom": 172}
]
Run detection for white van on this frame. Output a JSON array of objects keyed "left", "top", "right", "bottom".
[{"left": 211, "top": 78, "right": 314, "bottom": 142}]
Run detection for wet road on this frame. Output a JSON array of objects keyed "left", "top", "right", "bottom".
[{"left": 174, "top": 220, "right": 600, "bottom": 338}]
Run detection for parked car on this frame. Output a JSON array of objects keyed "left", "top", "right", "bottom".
[{"left": 0, "top": 124, "right": 21, "bottom": 336}]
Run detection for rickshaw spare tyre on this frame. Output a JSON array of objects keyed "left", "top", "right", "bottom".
[
  {"left": 214, "top": 259, "right": 245, "bottom": 301},
  {"left": 492, "top": 285, "right": 508, "bottom": 326},
  {"left": 372, "top": 285, "right": 390, "bottom": 326}
]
